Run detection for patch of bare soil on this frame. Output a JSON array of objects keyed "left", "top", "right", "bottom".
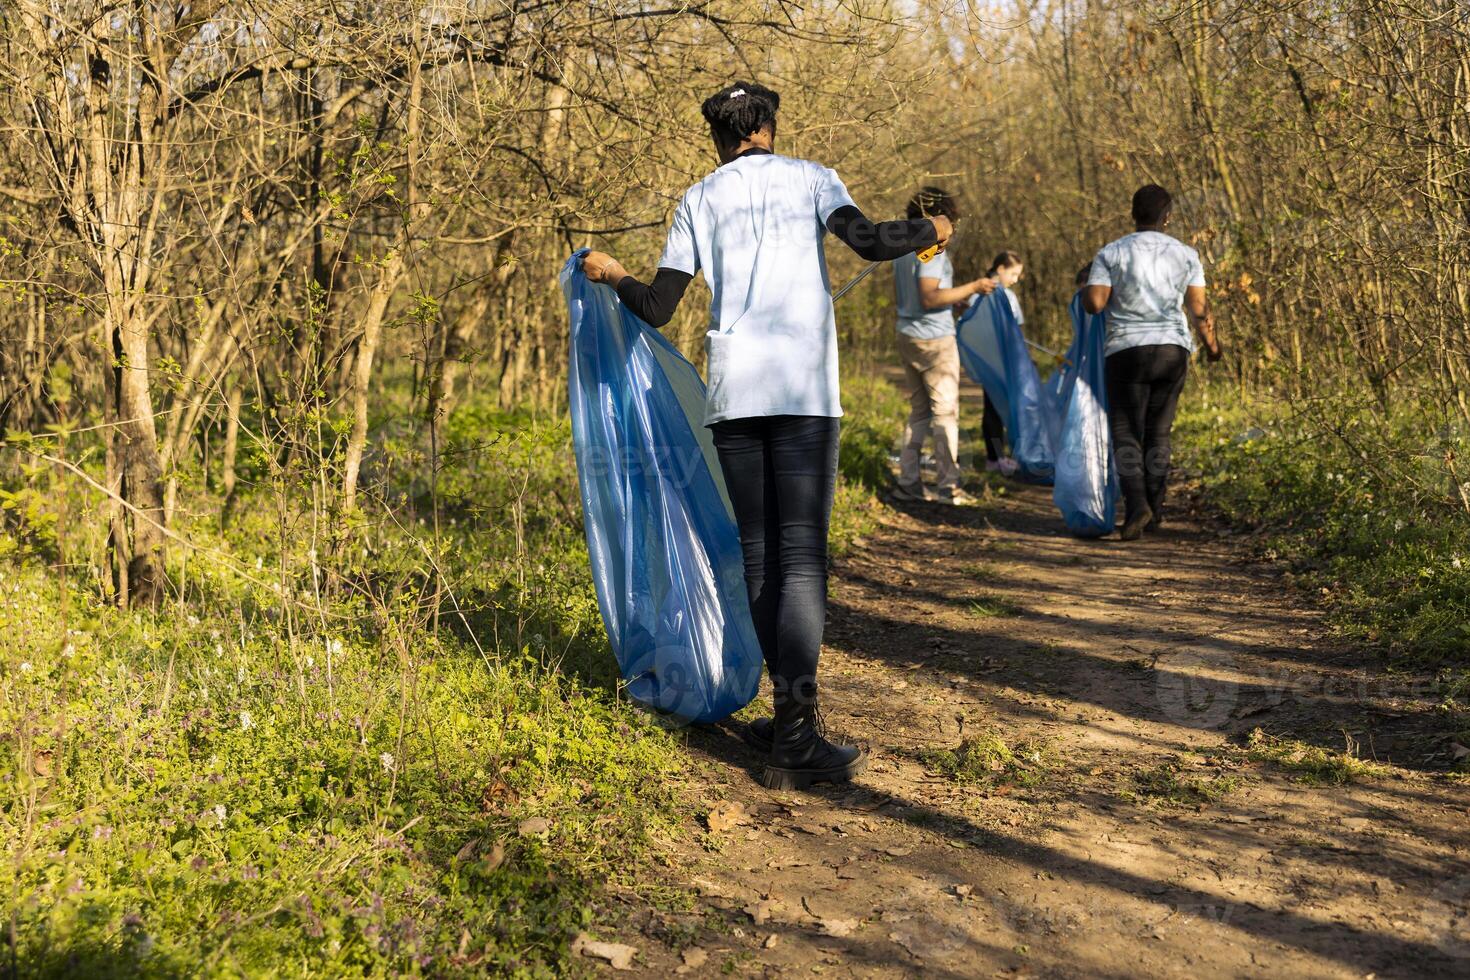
[{"left": 595, "top": 419, "right": 1469, "bottom": 979}]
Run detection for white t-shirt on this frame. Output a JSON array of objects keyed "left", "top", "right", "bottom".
[
  {"left": 1085, "top": 231, "right": 1205, "bottom": 356},
  {"left": 658, "top": 152, "right": 856, "bottom": 426},
  {"left": 894, "top": 252, "right": 955, "bottom": 340}
]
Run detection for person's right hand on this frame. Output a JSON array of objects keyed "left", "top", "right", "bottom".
[
  {"left": 971, "top": 277, "right": 998, "bottom": 296},
  {"left": 1199, "top": 314, "right": 1223, "bottom": 361},
  {"left": 582, "top": 250, "right": 625, "bottom": 285},
  {"left": 930, "top": 215, "right": 954, "bottom": 251}
]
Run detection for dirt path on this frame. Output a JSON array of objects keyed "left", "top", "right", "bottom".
[{"left": 602, "top": 411, "right": 1470, "bottom": 978}]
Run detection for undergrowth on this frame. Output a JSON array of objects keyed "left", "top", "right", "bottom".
[
  {"left": 1244, "top": 729, "right": 1389, "bottom": 786},
  {"left": 0, "top": 370, "right": 908, "bottom": 975},
  {"left": 1175, "top": 384, "right": 1470, "bottom": 680}
]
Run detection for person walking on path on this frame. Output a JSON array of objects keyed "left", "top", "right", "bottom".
[
  {"left": 1082, "top": 184, "right": 1222, "bottom": 541},
  {"left": 891, "top": 187, "right": 997, "bottom": 505},
  {"left": 580, "top": 82, "right": 950, "bottom": 788}
]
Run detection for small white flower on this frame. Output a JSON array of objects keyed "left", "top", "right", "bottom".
[
  {"left": 239, "top": 710, "right": 253, "bottom": 731},
  {"left": 61, "top": 643, "right": 75, "bottom": 658},
  {"left": 19, "top": 661, "right": 32, "bottom": 673},
  {"left": 236, "top": 666, "right": 245, "bottom": 683},
  {"left": 187, "top": 614, "right": 200, "bottom": 627},
  {"left": 327, "top": 638, "right": 343, "bottom": 657},
  {"left": 1394, "top": 519, "right": 1405, "bottom": 532},
  {"left": 214, "top": 643, "right": 223, "bottom": 656},
  {"left": 213, "top": 804, "right": 227, "bottom": 825},
  {"left": 304, "top": 655, "right": 315, "bottom": 668},
  {"left": 1454, "top": 555, "right": 1464, "bottom": 570},
  {"left": 380, "top": 752, "right": 395, "bottom": 774},
  {"left": 255, "top": 556, "right": 263, "bottom": 570},
  {"left": 200, "top": 687, "right": 209, "bottom": 700}
]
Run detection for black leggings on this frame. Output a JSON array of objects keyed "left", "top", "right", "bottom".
[
  {"left": 1104, "top": 344, "right": 1189, "bottom": 523},
  {"left": 709, "top": 415, "right": 838, "bottom": 707},
  {"left": 982, "top": 391, "right": 1005, "bottom": 462}
]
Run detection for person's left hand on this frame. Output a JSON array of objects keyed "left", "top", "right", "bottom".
[{"left": 582, "top": 251, "right": 624, "bottom": 285}]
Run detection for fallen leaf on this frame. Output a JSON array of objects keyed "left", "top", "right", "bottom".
[
  {"left": 455, "top": 837, "right": 481, "bottom": 862},
  {"left": 481, "top": 777, "right": 519, "bottom": 812},
  {"left": 517, "top": 816, "right": 551, "bottom": 837},
  {"left": 571, "top": 933, "right": 636, "bottom": 970},
  {"left": 674, "top": 947, "right": 708, "bottom": 974},
  {"left": 954, "top": 884, "right": 973, "bottom": 897},
  {"left": 885, "top": 847, "right": 912, "bottom": 857},
  {"left": 763, "top": 932, "right": 779, "bottom": 949},
  {"left": 481, "top": 841, "right": 505, "bottom": 871},
  {"left": 819, "top": 917, "right": 857, "bottom": 937},
  {"left": 706, "top": 800, "right": 748, "bottom": 833}
]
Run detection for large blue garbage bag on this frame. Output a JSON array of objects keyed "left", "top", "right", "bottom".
[
  {"left": 1051, "top": 294, "right": 1119, "bottom": 537},
  {"left": 956, "top": 288, "right": 1055, "bottom": 481},
  {"left": 561, "top": 251, "right": 763, "bottom": 723}
]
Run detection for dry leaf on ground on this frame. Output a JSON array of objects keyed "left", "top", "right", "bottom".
[
  {"left": 705, "top": 799, "right": 749, "bottom": 833},
  {"left": 571, "top": 933, "right": 637, "bottom": 970},
  {"left": 516, "top": 816, "right": 551, "bottom": 837}
]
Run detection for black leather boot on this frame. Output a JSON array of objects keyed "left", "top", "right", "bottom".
[
  {"left": 742, "top": 716, "right": 774, "bottom": 751},
  {"left": 762, "top": 694, "right": 866, "bottom": 790},
  {"left": 1119, "top": 505, "right": 1153, "bottom": 541}
]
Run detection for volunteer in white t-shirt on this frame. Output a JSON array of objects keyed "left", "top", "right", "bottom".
[
  {"left": 1082, "top": 184, "right": 1223, "bottom": 541},
  {"left": 891, "top": 187, "right": 997, "bottom": 505},
  {"left": 581, "top": 82, "right": 949, "bottom": 791}
]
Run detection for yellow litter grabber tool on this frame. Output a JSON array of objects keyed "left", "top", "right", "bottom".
[{"left": 831, "top": 240, "right": 946, "bottom": 303}]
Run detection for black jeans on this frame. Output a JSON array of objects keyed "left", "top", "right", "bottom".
[
  {"left": 1104, "top": 344, "right": 1189, "bottom": 523},
  {"left": 709, "top": 415, "right": 839, "bottom": 707},
  {"left": 982, "top": 391, "right": 1005, "bottom": 462}
]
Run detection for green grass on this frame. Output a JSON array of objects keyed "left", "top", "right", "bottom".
[
  {"left": 919, "top": 731, "right": 1051, "bottom": 790},
  {"left": 0, "top": 369, "right": 916, "bottom": 976},
  {"left": 1174, "top": 387, "right": 1470, "bottom": 668},
  {"left": 968, "top": 594, "right": 1022, "bottom": 619},
  {"left": 1244, "top": 729, "right": 1389, "bottom": 786},
  {"left": 959, "top": 561, "right": 1000, "bottom": 582},
  {"left": 829, "top": 372, "right": 908, "bottom": 556},
  {"left": 1125, "top": 759, "right": 1245, "bottom": 808},
  {"left": 0, "top": 397, "right": 690, "bottom": 977}
]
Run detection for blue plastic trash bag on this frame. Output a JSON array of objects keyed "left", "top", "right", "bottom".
[
  {"left": 1051, "top": 294, "right": 1119, "bottom": 537},
  {"left": 561, "top": 251, "right": 763, "bottom": 724},
  {"left": 956, "top": 287, "right": 1055, "bottom": 481}
]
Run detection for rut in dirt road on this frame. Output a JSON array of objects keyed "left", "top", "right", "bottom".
[{"left": 620, "top": 477, "right": 1470, "bottom": 979}]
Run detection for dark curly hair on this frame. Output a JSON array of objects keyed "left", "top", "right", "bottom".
[
  {"left": 905, "top": 186, "right": 960, "bottom": 222},
  {"left": 701, "top": 82, "right": 780, "bottom": 148},
  {"left": 1131, "top": 184, "right": 1172, "bottom": 225}
]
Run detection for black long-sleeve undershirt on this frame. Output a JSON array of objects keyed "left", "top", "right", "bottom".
[
  {"left": 612, "top": 204, "right": 939, "bottom": 329},
  {"left": 616, "top": 268, "right": 693, "bottom": 328},
  {"left": 825, "top": 205, "right": 939, "bottom": 262}
]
